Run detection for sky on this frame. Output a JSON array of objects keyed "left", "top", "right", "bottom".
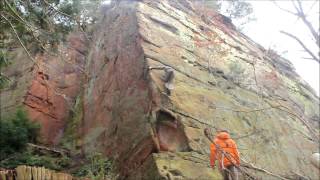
[{"left": 233, "top": 1, "right": 319, "bottom": 95}]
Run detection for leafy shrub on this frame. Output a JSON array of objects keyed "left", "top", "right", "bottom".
[
  {"left": 228, "top": 62, "right": 246, "bottom": 84},
  {"left": 0, "top": 108, "right": 40, "bottom": 160},
  {"left": 0, "top": 49, "right": 10, "bottom": 89},
  {"left": 0, "top": 149, "right": 71, "bottom": 170},
  {"left": 0, "top": 108, "right": 74, "bottom": 171},
  {"left": 73, "top": 153, "right": 115, "bottom": 180}
]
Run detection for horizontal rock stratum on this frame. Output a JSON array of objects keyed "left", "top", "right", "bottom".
[{"left": 1, "top": 0, "right": 319, "bottom": 179}]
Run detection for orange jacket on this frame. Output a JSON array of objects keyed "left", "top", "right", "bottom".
[{"left": 210, "top": 132, "right": 240, "bottom": 168}]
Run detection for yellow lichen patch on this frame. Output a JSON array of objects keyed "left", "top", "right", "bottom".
[{"left": 153, "top": 152, "right": 222, "bottom": 180}]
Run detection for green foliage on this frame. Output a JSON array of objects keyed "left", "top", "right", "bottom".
[
  {"left": 204, "top": 0, "right": 255, "bottom": 29},
  {"left": 0, "top": 49, "right": 9, "bottom": 67},
  {"left": 73, "top": 153, "right": 115, "bottom": 180},
  {"left": 0, "top": 71, "right": 10, "bottom": 89},
  {"left": 1, "top": 0, "right": 102, "bottom": 48},
  {"left": 202, "top": 0, "right": 221, "bottom": 10},
  {"left": 0, "top": 30, "right": 10, "bottom": 89},
  {"left": 229, "top": 62, "right": 245, "bottom": 75},
  {"left": 1, "top": 0, "right": 78, "bottom": 50},
  {"left": 229, "top": 62, "right": 246, "bottom": 84},
  {"left": 0, "top": 0, "right": 103, "bottom": 88},
  {"left": 0, "top": 0, "right": 103, "bottom": 71},
  {"left": 0, "top": 149, "right": 71, "bottom": 170},
  {"left": 0, "top": 108, "right": 71, "bottom": 170},
  {"left": 60, "top": 94, "right": 83, "bottom": 152},
  {"left": 205, "top": 0, "right": 253, "bottom": 19},
  {"left": 223, "top": 0, "right": 253, "bottom": 20},
  {"left": 0, "top": 108, "right": 40, "bottom": 160}
]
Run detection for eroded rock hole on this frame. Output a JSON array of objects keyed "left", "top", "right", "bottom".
[
  {"left": 156, "top": 109, "right": 191, "bottom": 152},
  {"left": 38, "top": 72, "right": 49, "bottom": 80}
]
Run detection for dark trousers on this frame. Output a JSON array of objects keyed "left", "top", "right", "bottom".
[{"left": 221, "top": 165, "right": 238, "bottom": 180}]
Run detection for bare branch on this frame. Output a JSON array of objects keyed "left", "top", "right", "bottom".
[
  {"left": 300, "top": 15, "right": 319, "bottom": 47},
  {"left": 274, "top": 0, "right": 319, "bottom": 53},
  {"left": 3, "top": 0, "right": 34, "bottom": 29},
  {"left": 305, "top": 1, "right": 318, "bottom": 17},
  {"left": 270, "top": 101, "right": 319, "bottom": 142},
  {"left": 292, "top": 0, "right": 301, "bottom": 15},
  {"left": 296, "top": 0, "right": 320, "bottom": 47},
  {"left": 280, "top": 31, "right": 319, "bottom": 63},
  {"left": 301, "top": 57, "right": 317, "bottom": 60},
  {"left": 240, "top": 158, "right": 290, "bottom": 180},
  {"left": 42, "top": 0, "right": 73, "bottom": 19},
  {"left": 27, "top": 143, "right": 69, "bottom": 157},
  {"left": 272, "top": 0, "right": 298, "bottom": 16},
  {"left": 234, "top": 129, "right": 263, "bottom": 140}
]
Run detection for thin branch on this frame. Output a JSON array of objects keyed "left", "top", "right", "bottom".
[
  {"left": 275, "top": 0, "right": 319, "bottom": 47},
  {"left": 233, "top": 129, "right": 262, "bottom": 140},
  {"left": 42, "top": 0, "right": 92, "bottom": 42},
  {"left": 27, "top": 143, "right": 69, "bottom": 157},
  {"left": 240, "top": 158, "right": 290, "bottom": 180},
  {"left": 292, "top": 0, "right": 301, "bottom": 15},
  {"left": 301, "top": 57, "right": 316, "bottom": 60},
  {"left": 4, "top": 8, "right": 89, "bottom": 78},
  {"left": 270, "top": 101, "right": 319, "bottom": 142},
  {"left": 305, "top": 1, "right": 318, "bottom": 17},
  {"left": 280, "top": 31, "right": 319, "bottom": 63},
  {"left": 301, "top": 16, "right": 319, "bottom": 47},
  {"left": 214, "top": 105, "right": 279, "bottom": 113},
  {"left": 42, "top": 0, "right": 73, "bottom": 19},
  {"left": 3, "top": 0, "right": 34, "bottom": 29},
  {"left": 2, "top": 0, "right": 50, "bottom": 34},
  {"left": 295, "top": 0, "right": 320, "bottom": 47},
  {"left": 1, "top": 14, "right": 40, "bottom": 68},
  {"left": 272, "top": 1, "right": 298, "bottom": 16}
]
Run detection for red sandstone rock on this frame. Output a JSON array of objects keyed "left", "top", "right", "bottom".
[{"left": 23, "top": 33, "right": 87, "bottom": 145}]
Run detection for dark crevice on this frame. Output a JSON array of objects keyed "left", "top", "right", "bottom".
[
  {"left": 151, "top": 3, "right": 201, "bottom": 36},
  {"left": 140, "top": 35, "right": 162, "bottom": 48},
  {"left": 23, "top": 102, "right": 57, "bottom": 119},
  {"left": 148, "top": 16, "right": 179, "bottom": 35},
  {"left": 155, "top": 109, "right": 191, "bottom": 152},
  {"left": 25, "top": 92, "right": 53, "bottom": 106}
]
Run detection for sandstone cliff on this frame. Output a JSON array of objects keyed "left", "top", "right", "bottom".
[{"left": 1, "top": 0, "right": 319, "bottom": 179}]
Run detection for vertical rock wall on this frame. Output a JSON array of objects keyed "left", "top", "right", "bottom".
[{"left": 82, "top": 1, "right": 155, "bottom": 177}]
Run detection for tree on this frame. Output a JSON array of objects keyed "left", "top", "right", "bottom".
[
  {"left": 273, "top": 0, "right": 320, "bottom": 63},
  {"left": 201, "top": 0, "right": 255, "bottom": 29},
  {"left": 0, "top": 0, "right": 102, "bottom": 88},
  {"left": 1, "top": 0, "right": 78, "bottom": 51},
  {"left": 0, "top": 0, "right": 77, "bottom": 87},
  {"left": 0, "top": 109, "right": 40, "bottom": 160}
]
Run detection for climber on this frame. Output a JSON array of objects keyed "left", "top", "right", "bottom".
[
  {"left": 210, "top": 129, "right": 240, "bottom": 180},
  {"left": 149, "top": 66, "right": 175, "bottom": 95}
]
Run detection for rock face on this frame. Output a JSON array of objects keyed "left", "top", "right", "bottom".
[
  {"left": 1, "top": 0, "right": 319, "bottom": 179},
  {"left": 1, "top": 33, "right": 87, "bottom": 145}
]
